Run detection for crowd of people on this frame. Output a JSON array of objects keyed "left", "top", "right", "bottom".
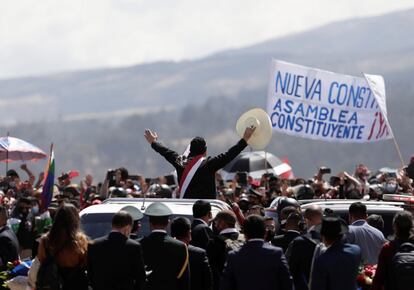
[{"left": 0, "top": 128, "right": 413, "bottom": 289}]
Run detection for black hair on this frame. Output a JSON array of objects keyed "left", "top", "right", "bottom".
[
  {"left": 286, "top": 212, "right": 302, "bottom": 227},
  {"left": 192, "top": 200, "right": 211, "bottom": 218},
  {"left": 117, "top": 167, "right": 129, "bottom": 181},
  {"left": 243, "top": 215, "right": 266, "bottom": 239},
  {"left": 18, "top": 197, "right": 31, "bottom": 205},
  {"left": 170, "top": 217, "right": 191, "bottom": 239},
  {"left": 280, "top": 206, "right": 299, "bottom": 220},
  {"left": 149, "top": 215, "right": 169, "bottom": 227},
  {"left": 189, "top": 137, "right": 207, "bottom": 157},
  {"left": 393, "top": 211, "right": 413, "bottom": 240},
  {"left": 349, "top": 202, "right": 367, "bottom": 219},
  {"left": 6, "top": 169, "right": 19, "bottom": 179},
  {"left": 0, "top": 205, "right": 7, "bottom": 220},
  {"left": 366, "top": 214, "right": 384, "bottom": 232},
  {"left": 215, "top": 210, "right": 236, "bottom": 228},
  {"left": 112, "top": 211, "right": 133, "bottom": 228}
]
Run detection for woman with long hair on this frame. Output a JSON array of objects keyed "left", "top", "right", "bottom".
[
  {"left": 37, "top": 203, "right": 88, "bottom": 289},
  {"left": 372, "top": 210, "right": 414, "bottom": 290}
]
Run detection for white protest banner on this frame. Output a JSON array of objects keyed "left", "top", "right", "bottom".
[{"left": 266, "top": 60, "right": 392, "bottom": 143}]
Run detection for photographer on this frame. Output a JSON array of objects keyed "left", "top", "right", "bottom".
[
  {"left": 311, "top": 167, "right": 331, "bottom": 199},
  {"left": 99, "top": 167, "right": 129, "bottom": 199}
]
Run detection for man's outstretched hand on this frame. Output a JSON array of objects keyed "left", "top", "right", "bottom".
[
  {"left": 243, "top": 126, "right": 256, "bottom": 142},
  {"left": 144, "top": 129, "right": 158, "bottom": 144}
]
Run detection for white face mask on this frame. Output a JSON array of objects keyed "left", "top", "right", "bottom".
[{"left": 384, "top": 183, "right": 397, "bottom": 193}]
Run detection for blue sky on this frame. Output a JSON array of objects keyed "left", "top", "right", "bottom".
[{"left": 1, "top": 0, "right": 413, "bottom": 79}]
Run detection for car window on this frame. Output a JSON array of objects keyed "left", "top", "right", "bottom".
[
  {"left": 321, "top": 208, "right": 397, "bottom": 239},
  {"left": 80, "top": 202, "right": 232, "bottom": 240},
  {"left": 81, "top": 213, "right": 195, "bottom": 239}
]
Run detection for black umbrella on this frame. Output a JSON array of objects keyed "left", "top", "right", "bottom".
[{"left": 220, "top": 151, "right": 284, "bottom": 180}]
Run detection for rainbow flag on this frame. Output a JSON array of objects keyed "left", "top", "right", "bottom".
[{"left": 41, "top": 145, "right": 55, "bottom": 210}]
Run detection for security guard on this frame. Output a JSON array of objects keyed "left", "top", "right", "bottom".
[
  {"left": 120, "top": 206, "right": 144, "bottom": 240},
  {"left": 140, "top": 202, "right": 190, "bottom": 290}
]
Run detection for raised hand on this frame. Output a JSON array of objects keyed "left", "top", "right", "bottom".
[
  {"left": 144, "top": 129, "right": 158, "bottom": 144},
  {"left": 243, "top": 126, "right": 256, "bottom": 142}
]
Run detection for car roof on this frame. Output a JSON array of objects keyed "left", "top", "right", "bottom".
[
  {"left": 300, "top": 200, "right": 405, "bottom": 212},
  {"left": 80, "top": 198, "right": 230, "bottom": 216}
]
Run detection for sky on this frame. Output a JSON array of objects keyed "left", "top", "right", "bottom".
[{"left": 1, "top": 0, "right": 414, "bottom": 79}]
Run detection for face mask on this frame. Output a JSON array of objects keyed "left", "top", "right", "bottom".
[
  {"left": 384, "top": 183, "right": 397, "bottom": 193},
  {"left": 31, "top": 206, "right": 39, "bottom": 215}
]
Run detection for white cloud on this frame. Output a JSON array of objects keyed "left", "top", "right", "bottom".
[{"left": 0, "top": 0, "right": 413, "bottom": 79}]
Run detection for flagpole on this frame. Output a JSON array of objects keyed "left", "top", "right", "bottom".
[
  {"left": 5, "top": 132, "right": 9, "bottom": 174},
  {"left": 391, "top": 135, "right": 405, "bottom": 168},
  {"left": 43, "top": 143, "right": 53, "bottom": 185}
]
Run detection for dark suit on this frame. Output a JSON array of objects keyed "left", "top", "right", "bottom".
[
  {"left": 310, "top": 242, "right": 361, "bottom": 290},
  {"left": 141, "top": 231, "right": 190, "bottom": 290},
  {"left": 88, "top": 231, "right": 146, "bottom": 290},
  {"left": 191, "top": 219, "right": 213, "bottom": 250},
  {"left": 220, "top": 240, "right": 292, "bottom": 290},
  {"left": 208, "top": 231, "right": 242, "bottom": 290},
  {"left": 272, "top": 230, "right": 301, "bottom": 253},
  {"left": 188, "top": 245, "right": 213, "bottom": 290},
  {"left": 151, "top": 139, "right": 247, "bottom": 199},
  {"left": 0, "top": 226, "right": 19, "bottom": 270},
  {"left": 286, "top": 230, "right": 321, "bottom": 290}
]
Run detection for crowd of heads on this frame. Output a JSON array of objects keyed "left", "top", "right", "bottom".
[{"left": 0, "top": 159, "right": 412, "bottom": 251}]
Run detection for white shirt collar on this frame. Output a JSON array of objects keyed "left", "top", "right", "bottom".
[
  {"left": 220, "top": 228, "right": 239, "bottom": 235},
  {"left": 351, "top": 219, "right": 366, "bottom": 225},
  {"left": 247, "top": 238, "right": 264, "bottom": 242},
  {"left": 152, "top": 229, "right": 167, "bottom": 234}
]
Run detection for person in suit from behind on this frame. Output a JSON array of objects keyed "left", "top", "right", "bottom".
[
  {"left": 310, "top": 216, "right": 361, "bottom": 290},
  {"left": 191, "top": 200, "right": 214, "bottom": 251},
  {"left": 88, "top": 210, "right": 146, "bottom": 290},
  {"left": 140, "top": 202, "right": 190, "bottom": 290},
  {"left": 272, "top": 211, "right": 303, "bottom": 253},
  {"left": 171, "top": 217, "right": 213, "bottom": 290},
  {"left": 345, "top": 202, "right": 386, "bottom": 265},
  {"left": 0, "top": 205, "right": 19, "bottom": 271},
  {"left": 208, "top": 210, "right": 243, "bottom": 290},
  {"left": 286, "top": 205, "right": 322, "bottom": 290},
  {"left": 220, "top": 215, "right": 293, "bottom": 290}
]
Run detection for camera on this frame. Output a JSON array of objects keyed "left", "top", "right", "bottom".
[
  {"left": 319, "top": 167, "right": 331, "bottom": 175},
  {"left": 106, "top": 169, "right": 116, "bottom": 187}
]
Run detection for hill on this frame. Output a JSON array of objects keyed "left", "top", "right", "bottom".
[{"left": 2, "top": 8, "right": 414, "bottom": 179}]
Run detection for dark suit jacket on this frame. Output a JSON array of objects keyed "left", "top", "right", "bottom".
[
  {"left": 0, "top": 226, "right": 19, "bottom": 270},
  {"left": 191, "top": 219, "right": 213, "bottom": 251},
  {"left": 310, "top": 242, "right": 361, "bottom": 290},
  {"left": 220, "top": 240, "right": 292, "bottom": 290},
  {"left": 286, "top": 230, "right": 321, "bottom": 290},
  {"left": 272, "top": 231, "right": 301, "bottom": 253},
  {"left": 208, "top": 231, "right": 242, "bottom": 290},
  {"left": 88, "top": 231, "right": 146, "bottom": 290},
  {"left": 188, "top": 245, "right": 213, "bottom": 290},
  {"left": 141, "top": 232, "right": 190, "bottom": 290},
  {"left": 151, "top": 139, "right": 247, "bottom": 199}
]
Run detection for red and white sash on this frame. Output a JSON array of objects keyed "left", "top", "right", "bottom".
[{"left": 178, "top": 155, "right": 205, "bottom": 199}]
